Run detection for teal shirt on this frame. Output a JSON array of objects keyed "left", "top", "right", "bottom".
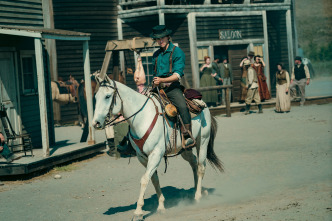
[{"left": 152, "top": 42, "right": 185, "bottom": 78}]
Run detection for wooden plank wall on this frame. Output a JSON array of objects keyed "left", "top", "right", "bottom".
[
  {"left": 165, "top": 15, "right": 192, "bottom": 88},
  {"left": 196, "top": 16, "right": 264, "bottom": 41},
  {"left": 121, "top": 15, "right": 159, "bottom": 89},
  {"left": 53, "top": 0, "right": 118, "bottom": 123},
  {"left": 0, "top": 0, "right": 44, "bottom": 26},
  {"left": 267, "top": 10, "right": 288, "bottom": 97}
]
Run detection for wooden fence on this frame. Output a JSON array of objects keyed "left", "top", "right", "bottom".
[{"left": 196, "top": 85, "right": 233, "bottom": 117}]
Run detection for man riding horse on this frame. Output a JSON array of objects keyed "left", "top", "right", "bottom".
[
  {"left": 118, "top": 25, "right": 194, "bottom": 154},
  {"left": 151, "top": 25, "right": 194, "bottom": 147}
]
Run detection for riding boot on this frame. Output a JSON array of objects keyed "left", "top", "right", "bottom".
[
  {"left": 107, "top": 138, "right": 115, "bottom": 151},
  {"left": 245, "top": 104, "right": 250, "bottom": 115},
  {"left": 181, "top": 124, "right": 195, "bottom": 149},
  {"left": 117, "top": 135, "right": 135, "bottom": 155},
  {"left": 258, "top": 104, "right": 263, "bottom": 114}
]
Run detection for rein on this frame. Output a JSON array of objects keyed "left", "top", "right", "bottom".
[{"left": 100, "top": 80, "right": 151, "bottom": 127}]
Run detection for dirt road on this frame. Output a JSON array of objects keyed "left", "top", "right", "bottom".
[{"left": 0, "top": 104, "right": 331, "bottom": 221}]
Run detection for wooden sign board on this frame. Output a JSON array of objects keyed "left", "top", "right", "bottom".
[
  {"left": 219, "top": 30, "right": 242, "bottom": 40},
  {"left": 105, "top": 37, "right": 157, "bottom": 51}
]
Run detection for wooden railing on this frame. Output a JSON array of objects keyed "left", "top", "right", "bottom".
[
  {"left": 196, "top": 85, "right": 233, "bottom": 117},
  {"left": 118, "top": 0, "right": 287, "bottom": 10}
]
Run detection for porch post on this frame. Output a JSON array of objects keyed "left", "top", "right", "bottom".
[
  {"left": 34, "top": 38, "right": 50, "bottom": 157},
  {"left": 159, "top": 10, "right": 165, "bottom": 25},
  {"left": 83, "top": 40, "right": 95, "bottom": 145},
  {"left": 286, "top": 9, "right": 294, "bottom": 73},
  {"left": 262, "top": 11, "right": 271, "bottom": 91},
  {"left": 158, "top": 0, "right": 165, "bottom": 6},
  {"left": 117, "top": 18, "right": 125, "bottom": 73},
  {"left": 188, "top": 13, "right": 199, "bottom": 88}
]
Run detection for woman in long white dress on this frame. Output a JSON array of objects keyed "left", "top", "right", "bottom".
[{"left": 275, "top": 63, "right": 291, "bottom": 113}]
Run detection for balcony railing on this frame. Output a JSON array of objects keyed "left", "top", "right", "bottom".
[{"left": 118, "top": 0, "right": 286, "bottom": 11}]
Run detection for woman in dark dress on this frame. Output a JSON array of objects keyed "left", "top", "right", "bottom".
[{"left": 252, "top": 55, "right": 271, "bottom": 101}]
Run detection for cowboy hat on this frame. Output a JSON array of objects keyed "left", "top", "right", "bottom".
[
  {"left": 150, "top": 25, "right": 172, "bottom": 39},
  {"left": 248, "top": 51, "right": 255, "bottom": 57},
  {"left": 294, "top": 56, "right": 302, "bottom": 61}
]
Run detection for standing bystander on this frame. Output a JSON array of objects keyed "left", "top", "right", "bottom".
[
  {"left": 219, "top": 56, "right": 233, "bottom": 105},
  {"left": 252, "top": 55, "right": 271, "bottom": 101},
  {"left": 200, "top": 56, "right": 218, "bottom": 107},
  {"left": 275, "top": 63, "right": 291, "bottom": 113},
  {"left": 243, "top": 60, "right": 263, "bottom": 114},
  {"left": 289, "top": 56, "right": 310, "bottom": 106}
]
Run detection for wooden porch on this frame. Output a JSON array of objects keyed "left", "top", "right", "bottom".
[{"left": 0, "top": 126, "right": 107, "bottom": 176}]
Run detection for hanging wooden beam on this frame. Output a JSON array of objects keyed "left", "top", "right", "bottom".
[
  {"left": 100, "top": 51, "right": 113, "bottom": 79},
  {"left": 105, "top": 38, "right": 157, "bottom": 51}
]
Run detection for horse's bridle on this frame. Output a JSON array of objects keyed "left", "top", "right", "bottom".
[
  {"left": 97, "top": 77, "right": 151, "bottom": 127},
  {"left": 99, "top": 79, "right": 123, "bottom": 113}
]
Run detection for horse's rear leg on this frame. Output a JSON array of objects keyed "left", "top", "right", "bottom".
[
  {"left": 134, "top": 150, "right": 164, "bottom": 219},
  {"left": 151, "top": 171, "right": 165, "bottom": 213},
  {"left": 195, "top": 137, "right": 208, "bottom": 202},
  {"left": 181, "top": 149, "right": 198, "bottom": 189}
]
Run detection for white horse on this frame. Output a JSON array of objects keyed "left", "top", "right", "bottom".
[{"left": 92, "top": 76, "right": 223, "bottom": 220}]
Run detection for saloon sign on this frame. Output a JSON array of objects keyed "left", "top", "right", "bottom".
[{"left": 219, "top": 29, "right": 242, "bottom": 40}]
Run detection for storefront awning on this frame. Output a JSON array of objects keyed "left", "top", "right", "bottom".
[{"left": 0, "top": 25, "right": 90, "bottom": 41}]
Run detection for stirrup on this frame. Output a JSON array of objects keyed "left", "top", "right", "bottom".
[{"left": 181, "top": 133, "right": 196, "bottom": 149}]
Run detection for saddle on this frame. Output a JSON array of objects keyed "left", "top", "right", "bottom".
[
  {"left": 154, "top": 88, "right": 207, "bottom": 119},
  {"left": 150, "top": 88, "right": 207, "bottom": 156}
]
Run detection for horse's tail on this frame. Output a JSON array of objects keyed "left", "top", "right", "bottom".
[{"left": 206, "top": 115, "right": 224, "bottom": 172}]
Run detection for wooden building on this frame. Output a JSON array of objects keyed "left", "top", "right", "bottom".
[
  {"left": 0, "top": 0, "right": 95, "bottom": 157},
  {"left": 117, "top": 0, "right": 298, "bottom": 100},
  {"left": 0, "top": 0, "right": 54, "bottom": 150},
  {"left": 52, "top": 0, "right": 119, "bottom": 122}
]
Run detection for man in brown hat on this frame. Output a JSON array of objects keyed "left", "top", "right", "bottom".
[
  {"left": 248, "top": 51, "right": 255, "bottom": 64},
  {"left": 240, "top": 51, "right": 255, "bottom": 68},
  {"left": 151, "top": 25, "right": 194, "bottom": 148},
  {"left": 289, "top": 56, "right": 310, "bottom": 106},
  {"left": 243, "top": 59, "right": 263, "bottom": 114}
]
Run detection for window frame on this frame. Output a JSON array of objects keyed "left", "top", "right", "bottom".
[{"left": 20, "top": 50, "right": 38, "bottom": 95}]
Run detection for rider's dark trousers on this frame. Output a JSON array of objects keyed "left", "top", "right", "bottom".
[{"left": 164, "top": 82, "right": 191, "bottom": 125}]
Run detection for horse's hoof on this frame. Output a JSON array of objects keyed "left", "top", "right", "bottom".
[
  {"left": 157, "top": 207, "right": 166, "bottom": 214},
  {"left": 132, "top": 214, "right": 144, "bottom": 221},
  {"left": 203, "top": 189, "right": 208, "bottom": 196},
  {"left": 195, "top": 193, "right": 202, "bottom": 202}
]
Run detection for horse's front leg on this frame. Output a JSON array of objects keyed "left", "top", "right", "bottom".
[
  {"left": 136, "top": 154, "right": 165, "bottom": 213},
  {"left": 134, "top": 148, "right": 164, "bottom": 220}
]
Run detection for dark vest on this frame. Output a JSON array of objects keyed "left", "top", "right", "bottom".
[
  {"left": 223, "top": 64, "right": 230, "bottom": 78},
  {"left": 277, "top": 70, "right": 287, "bottom": 85},
  {"left": 294, "top": 64, "right": 306, "bottom": 80}
]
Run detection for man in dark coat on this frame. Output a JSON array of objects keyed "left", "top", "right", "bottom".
[{"left": 289, "top": 56, "right": 310, "bottom": 106}]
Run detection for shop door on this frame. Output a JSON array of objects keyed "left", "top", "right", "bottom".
[
  {"left": 0, "top": 52, "right": 21, "bottom": 142},
  {"left": 228, "top": 45, "right": 248, "bottom": 102}
]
